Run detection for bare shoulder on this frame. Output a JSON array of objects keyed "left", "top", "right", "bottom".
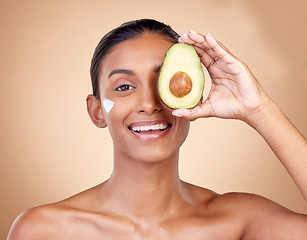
[
  {"left": 212, "top": 192, "right": 307, "bottom": 240},
  {"left": 7, "top": 204, "right": 64, "bottom": 240},
  {"left": 7, "top": 184, "right": 102, "bottom": 240},
  {"left": 183, "top": 183, "right": 307, "bottom": 239}
]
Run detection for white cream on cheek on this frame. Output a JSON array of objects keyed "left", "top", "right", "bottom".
[{"left": 102, "top": 99, "right": 114, "bottom": 113}]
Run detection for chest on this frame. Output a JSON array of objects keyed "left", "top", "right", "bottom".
[{"left": 68, "top": 215, "right": 245, "bottom": 240}]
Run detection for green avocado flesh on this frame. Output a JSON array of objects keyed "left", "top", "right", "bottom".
[{"left": 158, "top": 43, "right": 205, "bottom": 109}]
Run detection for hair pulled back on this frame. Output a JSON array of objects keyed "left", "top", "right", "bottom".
[{"left": 90, "top": 19, "right": 179, "bottom": 99}]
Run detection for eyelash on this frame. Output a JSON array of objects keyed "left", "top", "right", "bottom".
[{"left": 115, "top": 84, "right": 135, "bottom": 91}]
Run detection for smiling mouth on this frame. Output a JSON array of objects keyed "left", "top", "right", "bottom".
[
  {"left": 129, "top": 123, "right": 170, "bottom": 133},
  {"left": 127, "top": 122, "right": 172, "bottom": 142}
]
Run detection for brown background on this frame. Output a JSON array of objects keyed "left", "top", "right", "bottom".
[{"left": 1, "top": 0, "right": 307, "bottom": 238}]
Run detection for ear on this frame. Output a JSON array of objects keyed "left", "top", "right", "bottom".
[{"left": 86, "top": 94, "right": 107, "bottom": 128}]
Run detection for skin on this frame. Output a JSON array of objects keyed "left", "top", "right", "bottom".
[{"left": 7, "top": 32, "right": 307, "bottom": 239}]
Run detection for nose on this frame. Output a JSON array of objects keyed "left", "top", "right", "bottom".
[{"left": 136, "top": 83, "right": 162, "bottom": 114}]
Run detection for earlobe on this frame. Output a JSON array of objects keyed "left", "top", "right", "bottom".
[{"left": 86, "top": 94, "right": 107, "bottom": 128}]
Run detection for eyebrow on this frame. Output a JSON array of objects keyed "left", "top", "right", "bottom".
[
  {"left": 107, "top": 65, "right": 162, "bottom": 79},
  {"left": 108, "top": 69, "right": 135, "bottom": 79}
]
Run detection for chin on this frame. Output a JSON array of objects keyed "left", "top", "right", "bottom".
[{"left": 129, "top": 147, "right": 179, "bottom": 164}]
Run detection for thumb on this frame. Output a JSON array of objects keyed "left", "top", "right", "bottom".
[{"left": 172, "top": 101, "right": 213, "bottom": 121}]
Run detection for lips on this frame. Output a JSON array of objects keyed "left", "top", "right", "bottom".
[{"left": 128, "top": 121, "right": 172, "bottom": 142}]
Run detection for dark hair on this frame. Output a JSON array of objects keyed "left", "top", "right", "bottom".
[{"left": 90, "top": 19, "right": 179, "bottom": 99}]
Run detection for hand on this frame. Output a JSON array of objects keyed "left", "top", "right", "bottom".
[{"left": 172, "top": 31, "right": 270, "bottom": 123}]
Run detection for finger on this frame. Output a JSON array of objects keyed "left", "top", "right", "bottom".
[
  {"left": 179, "top": 32, "right": 240, "bottom": 77},
  {"left": 181, "top": 32, "right": 223, "bottom": 69},
  {"left": 191, "top": 44, "right": 215, "bottom": 69},
  {"left": 217, "top": 40, "right": 232, "bottom": 55},
  {"left": 172, "top": 101, "right": 213, "bottom": 121},
  {"left": 182, "top": 31, "right": 231, "bottom": 57},
  {"left": 204, "top": 33, "right": 237, "bottom": 64},
  {"left": 186, "top": 31, "right": 215, "bottom": 55},
  {"left": 179, "top": 32, "right": 215, "bottom": 69},
  {"left": 187, "top": 32, "right": 237, "bottom": 65},
  {"left": 178, "top": 33, "right": 197, "bottom": 45}
]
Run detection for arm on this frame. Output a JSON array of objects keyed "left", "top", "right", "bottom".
[
  {"left": 173, "top": 31, "right": 307, "bottom": 201},
  {"left": 246, "top": 98, "right": 307, "bottom": 200},
  {"left": 173, "top": 31, "right": 307, "bottom": 238}
]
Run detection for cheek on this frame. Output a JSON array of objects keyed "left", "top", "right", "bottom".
[
  {"left": 104, "top": 98, "right": 132, "bottom": 135},
  {"left": 102, "top": 99, "right": 114, "bottom": 113}
]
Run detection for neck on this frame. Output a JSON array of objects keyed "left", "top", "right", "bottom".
[{"left": 100, "top": 149, "right": 189, "bottom": 220}]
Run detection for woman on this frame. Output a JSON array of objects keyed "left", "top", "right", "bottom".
[{"left": 8, "top": 19, "right": 307, "bottom": 239}]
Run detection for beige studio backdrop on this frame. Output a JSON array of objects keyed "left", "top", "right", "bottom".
[{"left": 1, "top": 0, "right": 307, "bottom": 238}]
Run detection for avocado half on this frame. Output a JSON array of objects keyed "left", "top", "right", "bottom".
[{"left": 158, "top": 43, "right": 205, "bottom": 109}]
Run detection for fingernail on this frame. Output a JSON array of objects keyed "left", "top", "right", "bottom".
[
  {"left": 172, "top": 112, "right": 182, "bottom": 117},
  {"left": 206, "top": 32, "right": 213, "bottom": 39},
  {"left": 181, "top": 33, "right": 188, "bottom": 37},
  {"left": 189, "top": 30, "right": 197, "bottom": 34}
]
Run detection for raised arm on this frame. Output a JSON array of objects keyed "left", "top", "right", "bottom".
[{"left": 173, "top": 31, "right": 307, "bottom": 201}]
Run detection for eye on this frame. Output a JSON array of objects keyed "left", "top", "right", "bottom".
[{"left": 115, "top": 84, "right": 135, "bottom": 91}]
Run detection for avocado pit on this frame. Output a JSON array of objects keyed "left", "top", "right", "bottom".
[{"left": 169, "top": 71, "right": 192, "bottom": 98}]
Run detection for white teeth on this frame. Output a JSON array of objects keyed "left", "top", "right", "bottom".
[{"left": 131, "top": 123, "right": 168, "bottom": 132}]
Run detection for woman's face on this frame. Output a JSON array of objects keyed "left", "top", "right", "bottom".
[{"left": 98, "top": 33, "right": 190, "bottom": 163}]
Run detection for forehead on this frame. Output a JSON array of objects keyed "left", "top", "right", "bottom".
[{"left": 99, "top": 34, "right": 174, "bottom": 81}]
